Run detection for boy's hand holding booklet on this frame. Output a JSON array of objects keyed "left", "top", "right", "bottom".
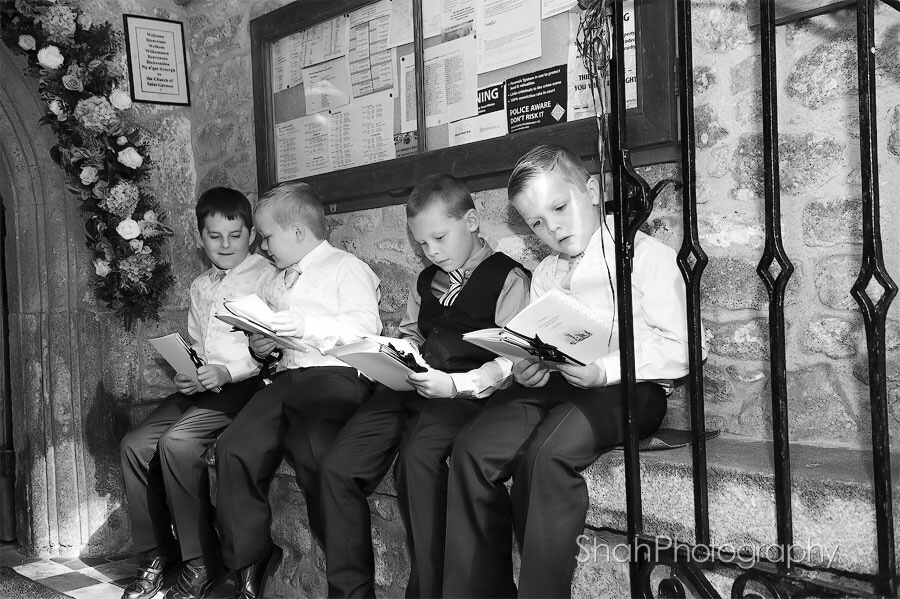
[
  {"left": 325, "top": 335, "right": 429, "bottom": 391},
  {"left": 148, "top": 332, "right": 221, "bottom": 392},
  {"left": 463, "top": 289, "right": 614, "bottom": 368},
  {"left": 214, "top": 294, "right": 310, "bottom": 352}
]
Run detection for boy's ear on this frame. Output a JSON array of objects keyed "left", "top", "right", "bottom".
[
  {"left": 291, "top": 221, "right": 305, "bottom": 241},
  {"left": 587, "top": 176, "right": 602, "bottom": 206},
  {"left": 464, "top": 208, "right": 480, "bottom": 232}
]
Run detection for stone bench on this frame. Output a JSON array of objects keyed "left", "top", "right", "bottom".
[{"left": 208, "top": 435, "right": 896, "bottom": 597}]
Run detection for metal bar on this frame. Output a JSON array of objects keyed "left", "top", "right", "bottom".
[
  {"left": 756, "top": 0, "right": 795, "bottom": 565},
  {"left": 607, "top": 0, "right": 643, "bottom": 593},
  {"left": 413, "top": 0, "right": 427, "bottom": 151},
  {"left": 674, "top": 0, "right": 711, "bottom": 548},
  {"left": 852, "top": 0, "right": 899, "bottom": 595}
]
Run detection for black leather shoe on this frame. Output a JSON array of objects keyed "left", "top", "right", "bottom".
[
  {"left": 234, "top": 545, "right": 283, "bottom": 599},
  {"left": 121, "top": 556, "right": 171, "bottom": 599},
  {"left": 164, "top": 560, "right": 226, "bottom": 599}
]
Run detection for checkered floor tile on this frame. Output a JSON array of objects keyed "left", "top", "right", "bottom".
[{"left": 0, "top": 542, "right": 237, "bottom": 598}]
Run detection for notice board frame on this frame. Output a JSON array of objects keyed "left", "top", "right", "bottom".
[{"left": 250, "top": 0, "right": 678, "bottom": 214}]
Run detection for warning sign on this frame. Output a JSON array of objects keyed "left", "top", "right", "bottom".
[{"left": 506, "top": 65, "right": 567, "bottom": 134}]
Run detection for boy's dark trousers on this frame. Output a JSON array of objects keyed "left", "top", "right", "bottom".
[
  {"left": 443, "top": 377, "right": 667, "bottom": 599},
  {"left": 120, "top": 379, "right": 259, "bottom": 562},
  {"left": 215, "top": 366, "right": 373, "bottom": 570},
  {"left": 320, "top": 386, "right": 479, "bottom": 598}
]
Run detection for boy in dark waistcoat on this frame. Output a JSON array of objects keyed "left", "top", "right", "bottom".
[{"left": 320, "top": 173, "right": 530, "bottom": 598}]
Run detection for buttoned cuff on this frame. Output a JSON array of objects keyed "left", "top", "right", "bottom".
[{"left": 449, "top": 372, "right": 475, "bottom": 399}]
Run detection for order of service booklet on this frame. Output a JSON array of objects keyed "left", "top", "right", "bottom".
[
  {"left": 462, "top": 289, "right": 614, "bottom": 367},
  {"left": 214, "top": 293, "right": 310, "bottom": 352},
  {"left": 324, "top": 335, "right": 429, "bottom": 391},
  {"left": 148, "top": 332, "right": 202, "bottom": 385}
]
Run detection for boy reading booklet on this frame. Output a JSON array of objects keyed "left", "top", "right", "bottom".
[
  {"left": 120, "top": 188, "right": 275, "bottom": 599},
  {"left": 320, "top": 174, "right": 530, "bottom": 598},
  {"left": 443, "top": 145, "right": 702, "bottom": 598},
  {"left": 213, "top": 182, "right": 382, "bottom": 599}
]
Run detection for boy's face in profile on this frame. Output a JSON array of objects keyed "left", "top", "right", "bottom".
[
  {"left": 255, "top": 207, "right": 304, "bottom": 269},
  {"left": 408, "top": 203, "right": 480, "bottom": 273},
  {"left": 511, "top": 170, "right": 602, "bottom": 258},
  {"left": 199, "top": 212, "right": 255, "bottom": 271}
]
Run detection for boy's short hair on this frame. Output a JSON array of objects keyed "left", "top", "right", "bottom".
[
  {"left": 406, "top": 173, "right": 475, "bottom": 219},
  {"left": 254, "top": 182, "right": 328, "bottom": 239},
  {"left": 195, "top": 187, "right": 253, "bottom": 232},
  {"left": 507, "top": 144, "right": 591, "bottom": 201}
]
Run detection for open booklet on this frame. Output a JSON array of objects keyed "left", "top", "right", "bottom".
[
  {"left": 213, "top": 294, "right": 311, "bottom": 352},
  {"left": 148, "top": 332, "right": 202, "bottom": 385},
  {"left": 324, "top": 335, "right": 429, "bottom": 392},
  {"left": 463, "top": 289, "right": 614, "bottom": 367}
]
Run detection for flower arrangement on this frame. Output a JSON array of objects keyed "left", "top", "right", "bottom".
[{"left": 1, "top": 0, "right": 174, "bottom": 328}]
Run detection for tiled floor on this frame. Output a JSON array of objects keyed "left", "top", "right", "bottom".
[{"left": 0, "top": 542, "right": 237, "bottom": 598}]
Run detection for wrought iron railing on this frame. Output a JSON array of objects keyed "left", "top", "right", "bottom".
[{"left": 601, "top": 0, "right": 899, "bottom": 597}]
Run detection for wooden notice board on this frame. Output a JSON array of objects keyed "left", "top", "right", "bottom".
[{"left": 250, "top": 0, "right": 678, "bottom": 214}]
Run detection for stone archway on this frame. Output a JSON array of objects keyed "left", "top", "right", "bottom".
[{"left": 0, "top": 43, "right": 131, "bottom": 558}]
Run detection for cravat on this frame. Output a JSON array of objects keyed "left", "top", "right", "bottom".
[
  {"left": 284, "top": 266, "right": 302, "bottom": 289},
  {"left": 439, "top": 269, "right": 464, "bottom": 306},
  {"left": 211, "top": 269, "right": 226, "bottom": 284},
  {"left": 560, "top": 254, "right": 583, "bottom": 290}
]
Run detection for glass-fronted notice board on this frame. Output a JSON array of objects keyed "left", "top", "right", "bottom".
[{"left": 251, "top": 0, "right": 678, "bottom": 214}]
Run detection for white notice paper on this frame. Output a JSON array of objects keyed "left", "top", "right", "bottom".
[
  {"left": 299, "top": 113, "right": 332, "bottom": 176},
  {"left": 329, "top": 91, "right": 395, "bottom": 170},
  {"left": 303, "top": 16, "right": 347, "bottom": 66},
  {"left": 348, "top": 0, "right": 396, "bottom": 98},
  {"left": 476, "top": 0, "right": 541, "bottom": 74},
  {"left": 441, "top": 0, "right": 476, "bottom": 37},
  {"left": 287, "top": 32, "right": 305, "bottom": 88},
  {"left": 275, "top": 118, "right": 303, "bottom": 182},
  {"left": 448, "top": 82, "right": 508, "bottom": 146},
  {"left": 271, "top": 36, "right": 291, "bottom": 92},
  {"left": 623, "top": 0, "right": 637, "bottom": 109},
  {"left": 399, "top": 53, "right": 418, "bottom": 132},
  {"left": 302, "top": 58, "right": 351, "bottom": 114},
  {"left": 424, "top": 36, "right": 478, "bottom": 127},
  {"left": 568, "top": 13, "right": 598, "bottom": 121},
  {"left": 388, "top": 0, "right": 414, "bottom": 47},
  {"left": 423, "top": 2, "right": 442, "bottom": 38},
  {"left": 542, "top": 0, "right": 576, "bottom": 19}
]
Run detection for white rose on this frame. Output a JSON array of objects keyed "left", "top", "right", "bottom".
[
  {"left": 48, "top": 99, "right": 67, "bottom": 121},
  {"left": 36, "top": 45, "right": 64, "bottom": 69},
  {"left": 129, "top": 239, "right": 144, "bottom": 252},
  {"left": 116, "top": 218, "right": 141, "bottom": 240},
  {"left": 93, "top": 259, "right": 111, "bottom": 277},
  {"left": 77, "top": 14, "right": 92, "bottom": 29},
  {"left": 117, "top": 147, "right": 144, "bottom": 169},
  {"left": 79, "top": 165, "right": 99, "bottom": 185},
  {"left": 109, "top": 89, "right": 132, "bottom": 110},
  {"left": 116, "top": 136, "right": 128, "bottom": 146},
  {"left": 18, "top": 35, "right": 36, "bottom": 51}
]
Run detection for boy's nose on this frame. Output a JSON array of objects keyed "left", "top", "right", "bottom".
[{"left": 221, "top": 237, "right": 231, "bottom": 248}]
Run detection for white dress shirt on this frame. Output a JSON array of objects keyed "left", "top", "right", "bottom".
[
  {"left": 530, "top": 216, "right": 704, "bottom": 391},
  {"left": 188, "top": 253, "right": 277, "bottom": 382},
  {"left": 260, "top": 240, "right": 383, "bottom": 370}
]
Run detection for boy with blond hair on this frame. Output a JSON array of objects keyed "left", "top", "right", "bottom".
[
  {"left": 214, "top": 182, "right": 382, "bottom": 599},
  {"left": 444, "top": 145, "right": 696, "bottom": 598},
  {"left": 320, "top": 173, "right": 530, "bottom": 598}
]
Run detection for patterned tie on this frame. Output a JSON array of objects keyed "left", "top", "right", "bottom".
[
  {"left": 284, "top": 266, "right": 302, "bottom": 290},
  {"left": 560, "top": 254, "right": 583, "bottom": 290},
  {"left": 211, "top": 269, "right": 226, "bottom": 285},
  {"left": 439, "top": 269, "right": 464, "bottom": 306}
]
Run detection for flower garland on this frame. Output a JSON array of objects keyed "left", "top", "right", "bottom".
[{"left": 1, "top": 0, "right": 174, "bottom": 328}]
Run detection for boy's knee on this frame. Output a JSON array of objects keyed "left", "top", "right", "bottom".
[
  {"left": 120, "top": 428, "right": 145, "bottom": 459},
  {"left": 319, "top": 446, "right": 356, "bottom": 488}
]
